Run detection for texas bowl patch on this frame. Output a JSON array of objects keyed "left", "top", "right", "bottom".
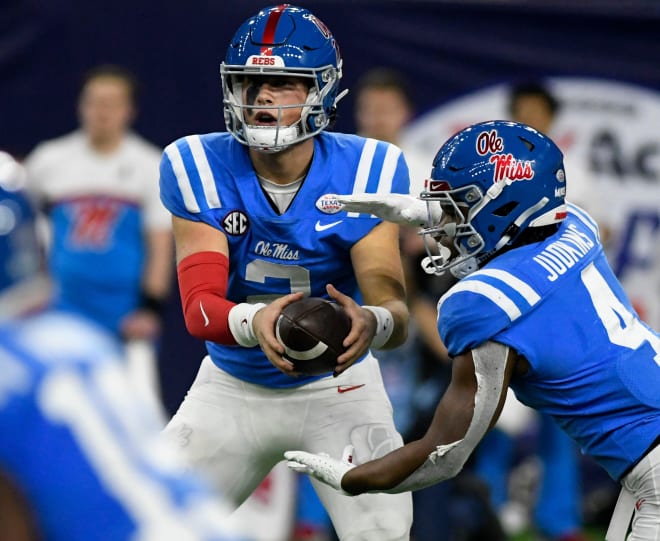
[{"left": 315, "top": 193, "right": 342, "bottom": 214}]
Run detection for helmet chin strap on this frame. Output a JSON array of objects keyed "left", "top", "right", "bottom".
[{"left": 421, "top": 245, "right": 452, "bottom": 275}]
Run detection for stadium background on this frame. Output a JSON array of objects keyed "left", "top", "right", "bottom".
[
  {"left": 1, "top": 2, "right": 659, "bottom": 538},
  {"left": 2, "top": 0, "right": 659, "bottom": 157}
]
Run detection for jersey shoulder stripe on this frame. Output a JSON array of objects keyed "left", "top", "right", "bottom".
[
  {"left": 163, "top": 141, "right": 199, "bottom": 213},
  {"left": 439, "top": 268, "right": 540, "bottom": 322},
  {"left": 568, "top": 202, "right": 599, "bottom": 239},
  {"left": 346, "top": 138, "right": 403, "bottom": 218},
  {"left": 186, "top": 135, "right": 222, "bottom": 210},
  {"left": 477, "top": 268, "right": 541, "bottom": 306},
  {"left": 438, "top": 270, "right": 540, "bottom": 357},
  {"left": 376, "top": 143, "right": 403, "bottom": 195},
  {"left": 163, "top": 135, "right": 222, "bottom": 214}
]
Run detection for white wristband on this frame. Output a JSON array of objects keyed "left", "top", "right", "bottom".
[
  {"left": 362, "top": 305, "right": 394, "bottom": 349},
  {"left": 228, "top": 302, "right": 267, "bottom": 347}
]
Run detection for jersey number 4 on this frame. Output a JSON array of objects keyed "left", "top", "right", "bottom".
[{"left": 582, "top": 263, "right": 660, "bottom": 365}]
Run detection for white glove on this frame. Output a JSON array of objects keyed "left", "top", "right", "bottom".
[
  {"left": 330, "top": 193, "right": 442, "bottom": 226},
  {"left": 284, "top": 445, "right": 356, "bottom": 495}
]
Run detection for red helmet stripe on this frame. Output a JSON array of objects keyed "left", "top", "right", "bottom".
[{"left": 260, "top": 5, "right": 288, "bottom": 54}]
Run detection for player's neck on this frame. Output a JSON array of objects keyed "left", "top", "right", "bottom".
[
  {"left": 86, "top": 132, "right": 124, "bottom": 154},
  {"left": 249, "top": 138, "right": 313, "bottom": 185}
]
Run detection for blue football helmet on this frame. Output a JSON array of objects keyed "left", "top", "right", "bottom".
[
  {"left": 0, "top": 152, "right": 43, "bottom": 303},
  {"left": 221, "top": 4, "right": 345, "bottom": 152},
  {"left": 420, "top": 120, "right": 567, "bottom": 278}
]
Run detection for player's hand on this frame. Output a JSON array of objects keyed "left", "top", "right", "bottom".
[
  {"left": 328, "top": 193, "right": 442, "bottom": 226},
  {"left": 120, "top": 309, "right": 161, "bottom": 340},
  {"left": 253, "top": 292, "right": 305, "bottom": 375},
  {"left": 285, "top": 445, "right": 356, "bottom": 495},
  {"left": 326, "top": 284, "right": 372, "bottom": 376}
]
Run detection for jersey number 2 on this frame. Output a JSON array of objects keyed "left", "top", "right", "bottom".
[{"left": 244, "top": 259, "right": 311, "bottom": 303}]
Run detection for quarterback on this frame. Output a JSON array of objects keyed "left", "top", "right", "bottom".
[{"left": 159, "top": 5, "right": 413, "bottom": 540}]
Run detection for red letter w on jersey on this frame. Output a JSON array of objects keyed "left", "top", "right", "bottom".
[{"left": 68, "top": 197, "right": 123, "bottom": 249}]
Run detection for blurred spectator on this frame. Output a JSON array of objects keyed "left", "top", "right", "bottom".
[
  {"left": 23, "top": 65, "right": 172, "bottom": 415},
  {"left": 507, "top": 81, "right": 606, "bottom": 225},
  {"left": 472, "top": 80, "right": 592, "bottom": 541},
  {"left": 354, "top": 67, "right": 504, "bottom": 541},
  {"left": 0, "top": 151, "right": 246, "bottom": 541},
  {"left": 354, "top": 67, "right": 430, "bottom": 195}
]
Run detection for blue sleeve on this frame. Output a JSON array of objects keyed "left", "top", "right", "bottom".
[
  {"left": 439, "top": 289, "right": 512, "bottom": 357},
  {"left": 0, "top": 317, "right": 245, "bottom": 541},
  {"left": 392, "top": 151, "right": 411, "bottom": 195},
  {"left": 158, "top": 143, "right": 203, "bottom": 223}
]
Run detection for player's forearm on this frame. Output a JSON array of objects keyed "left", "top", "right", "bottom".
[
  {"left": 142, "top": 229, "right": 174, "bottom": 300},
  {"left": 177, "top": 251, "right": 237, "bottom": 344},
  {"left": 342, "top": 439, "right": 434, "bottom": 494}
]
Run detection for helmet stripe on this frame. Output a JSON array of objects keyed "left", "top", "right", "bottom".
[{"left": 260, "top": 5, "right": 287, "bottom": 54}]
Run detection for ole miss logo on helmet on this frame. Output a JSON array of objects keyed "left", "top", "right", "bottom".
[{"left": 477, "top": 129, "right": 535, "bottom": 184}]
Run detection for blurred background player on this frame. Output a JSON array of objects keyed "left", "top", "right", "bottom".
[
  {"left": 0, "top": 151, "right": 247, "bottom": 541},
  {"left": 353, "top": 67, "right": 504, "bottom": 541},
  {"left": 158, "top": 5, "right": 412, "bottom": 541},
  {"left": 23, "top": 65, "right": 172, "bottom": 416},
  {"left": 472, "top": 81, "right": 593, "bottom": 541},
  {"left": 285, "top": 120, "right": 660, "bottom": 541}
]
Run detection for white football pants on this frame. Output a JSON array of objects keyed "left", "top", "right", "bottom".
[
  {"left": 163, "top": 353, "right": 413, "bottom": 541},
  {"left": 607, "top": 443, "right": 660, "bottom": 540}
]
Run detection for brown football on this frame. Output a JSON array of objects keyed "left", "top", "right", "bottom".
[{"left": 275, "top": 297, "right": 351, "bottom": 375}]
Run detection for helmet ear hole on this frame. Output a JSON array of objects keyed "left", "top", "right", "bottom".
[
  {"left": 493, "top": 201, "right": 519, "bottom": 217},
  {"left": 519, "top": 136, "right": 535, "bottom": 151}
]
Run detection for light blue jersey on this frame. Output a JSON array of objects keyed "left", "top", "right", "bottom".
[
  {"left": 24, "top": 132, "right": 168, "bottom": 336},
  {"left": 438, "top": 205, "right": 660, "bottom": 480},
  {"left": 159, "top": 132, "right": 410, "bottom": 388},
  {"left": 48, "top": 196, "right": 145, "bottom": 333},
  {"left": 0, "top": 310, "right": 244, "bottom": 541}
]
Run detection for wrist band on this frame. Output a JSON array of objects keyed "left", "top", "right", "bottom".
[
  {"left": 139, "top": 290, "right": 165, "bottom": 317},
  {"left": 362, "top": 305, "right": 394, "bottom": 349},
  {"left": 228, "top": 302, "right": 267, "bottom": 347}
]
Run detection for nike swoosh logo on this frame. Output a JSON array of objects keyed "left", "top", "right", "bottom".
[
  {"left": 337, "top": 384, "right": 365, "bottom": 394},
  {"left": 199, "top": 301, "right": 210, "bottom": 327},
  {"left": 315, "top": 220, "right": 342, "bottom": 232}
]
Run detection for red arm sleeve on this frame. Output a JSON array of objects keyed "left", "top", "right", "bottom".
[{"left": 176, "top": 251, "right": 237, "bottom": 344}]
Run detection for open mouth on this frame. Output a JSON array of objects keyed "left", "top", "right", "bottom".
[{"left": 252, "top": 111, "right": 277, "bottom": 125}]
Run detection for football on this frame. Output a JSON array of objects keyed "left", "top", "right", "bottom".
[{"left": 275, "top": 297, "right": 351, "bottom": 375}]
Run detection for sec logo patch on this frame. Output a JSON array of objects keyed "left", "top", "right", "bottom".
[{"left": 222, "top": 210, "right": 249, "bottom": 235}]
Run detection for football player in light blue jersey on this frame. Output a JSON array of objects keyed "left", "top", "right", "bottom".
[
  {"left": 285, "top": 121, "right": 660, "bottom": 540},
  {"left": 0, "top": 151, "right": 246, "bottom": 541},
  {"left": 158, "top": 5, "right": 413, "bottom": 540}
]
